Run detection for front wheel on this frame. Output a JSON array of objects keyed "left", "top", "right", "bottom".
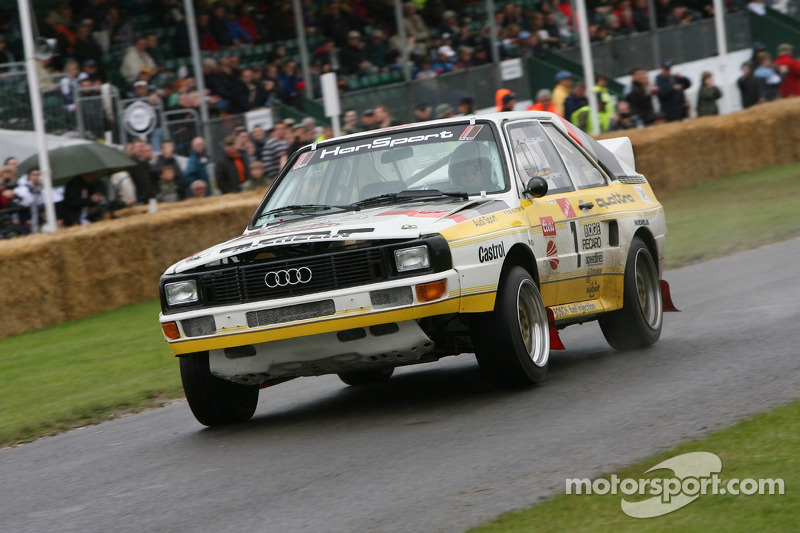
[
  {"left": 473, "top": 266, "right": 550, "bottom": 388},
  {"left": 599, "top": 236, "right": 663, "bottom": 350},
  {"left": 180, "top": 352, "right": 259, "bottom": 426}
]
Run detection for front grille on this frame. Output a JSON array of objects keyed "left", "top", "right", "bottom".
[{"left": 198, "top": 248, "right": 386, "bottom": 305}]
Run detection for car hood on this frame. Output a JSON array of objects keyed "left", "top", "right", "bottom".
[{"left": 167, "top": 198, "right": 503, "bottom": 274}]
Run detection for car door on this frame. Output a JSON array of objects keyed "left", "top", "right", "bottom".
[
  {"left": 504, "top": 119, "right": 599, "bottom": 308},
  {"left": 540, "top": 121, "right": 620, "bottom": 309}
]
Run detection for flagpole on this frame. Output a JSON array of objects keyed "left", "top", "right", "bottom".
[
  {"left": 575, "top": 0, "right": 600, "bottom": 135},
  {"left": 19, "top": 0, "right": 57, "bottom": 232}
]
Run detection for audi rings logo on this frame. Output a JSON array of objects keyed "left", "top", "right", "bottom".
[{"left": 264, "top": 267, "right": 313, "bottom": 288}]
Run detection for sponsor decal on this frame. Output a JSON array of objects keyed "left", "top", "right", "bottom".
[
  {"left": 634, "top": 219, "right": 649, "bottom": 226},
  {"left": 459, "top": 125, "right": 484, "bottom": 140},
  {"left": 293, "top": 152, "right": 314, "bottom": 169},
  {"left": 546, "top": 240, "right": 560, "bottom": 270},
  {"left": 585, "top": 280, "right": 600, "bottom": 298},
  {"left": 585, "top": 252, "right": 603, "bottom": 266},
  {"left": 319, "top": 131, "right": 454, "bottom": 159},
  {"left": 556, "top": 198, "right": 577, "bottom": 218},
  {"left": 478, "top": 241, "right": 506, "bottom": 263},
  {"left": 634, "top": 185, "right": 654, "bottom": 205},
  {"left": 551, "top": 301, "right": 598, "bottom": 318},
  {"left": 540, "top": 216, "right": 557, "bottom": 236},
  {"left": 473, "top": 214, "right": 499, "bottom": 227},
  {"left": 582, "top": 222, "right": 602, "bottom": 250},
  {"left": 595, "top": 193, "right": 636, "bottom": 209}
]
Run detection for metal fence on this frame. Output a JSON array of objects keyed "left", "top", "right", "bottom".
[
  {"left": 554, "top": 12, "right": 752, "bottom": 78},
  {"left": 338, "top": 63, "right": 531, "bottom": 124}
]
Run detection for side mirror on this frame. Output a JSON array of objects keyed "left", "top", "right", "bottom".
[{"left": 525, "top": 177, "right": 548, "bottom": 198}]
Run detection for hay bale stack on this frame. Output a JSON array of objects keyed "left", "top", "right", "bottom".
[
  {"left": 0, "top": 191, "right": 263, "bottom": 339},
  {"left": 602, "top": 98, "right": 800, "bottom": 196}
]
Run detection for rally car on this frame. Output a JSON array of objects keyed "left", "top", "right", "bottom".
[{"left": 159, "top": 111, "right": 677, "bottom": 426}]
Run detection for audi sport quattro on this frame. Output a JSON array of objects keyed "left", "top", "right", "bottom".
[{"left": 159, "top": 111, "right": 676, "bottom": 426}]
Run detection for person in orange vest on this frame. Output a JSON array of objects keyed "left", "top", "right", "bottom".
[
  {"left": 527, "top": 88, "right": 558, "bottom": 114},
  {"left": 495, "top": 88, "right": 514, "bottom": 112}
]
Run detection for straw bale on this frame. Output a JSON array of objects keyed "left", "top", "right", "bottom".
[{"left": 601, "top": 97, "right": 800, "bottom": 196}]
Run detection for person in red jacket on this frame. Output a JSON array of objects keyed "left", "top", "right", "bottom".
[
  {"left": 527, "top": 89, "right": 558, "bottom": 114},
  {"left": 774, "top": 43, "right": 800, "bottom": 98}
]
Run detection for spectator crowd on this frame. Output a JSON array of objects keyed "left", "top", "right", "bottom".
[{"left": 2, "top": 1, "right": 800, "bottom": 237}]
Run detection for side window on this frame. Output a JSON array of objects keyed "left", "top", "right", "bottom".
[
  {"left": 542, "top": 123, "right": 607, "bottom": 189},
  {"left": 505, "top": 120, "right": 574, "bottom": 194}
]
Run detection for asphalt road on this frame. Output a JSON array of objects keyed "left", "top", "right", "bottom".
[{"left": 3, "top": 239, "right": 799, "bottom": 533}]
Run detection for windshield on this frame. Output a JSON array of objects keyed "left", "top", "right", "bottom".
[{"left": 252, "top": 122, "right": 507, "bottom": 227}]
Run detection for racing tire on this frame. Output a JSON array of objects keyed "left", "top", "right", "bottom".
[
  {"left": 338, "top": 367, "right": 394, "bottom": 386},
  {"left": 179, "top": 352, "right": 259, "bottom": 426},
  {"left": 473, "top": 266, "right": 550, "bottom": 389},
  {"left": 599, "top": 236, "right": 663, "bottom": 350}
]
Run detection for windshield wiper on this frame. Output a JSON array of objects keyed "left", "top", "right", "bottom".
[
  {"left": 259, "top": 204, "right": 340, "bottom": 218},
  {"left": 350, "top": 189, "right": 469, "bottom": 210},
  {"left": 256, "top": 204, "right": 342, "bottom": 226}
]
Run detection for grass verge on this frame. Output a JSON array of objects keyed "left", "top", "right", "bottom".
[
  {"left": 467, "top": 398, "right": 799, "bottom": 533},
  {"left": 1, "top": 162, "right": 800, "bottom": 447}
]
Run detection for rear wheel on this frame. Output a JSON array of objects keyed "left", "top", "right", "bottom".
[
  {"left": 180, "top": 352, "right": 259, "bottom": 426},
  {"left": 338, "top": 367, "right": 394, "bottom": 386},
  {"left": 599, "top": 236, "right": 663, "bottom": 349},
  {"left": 473, "top": 266, "right": 550, "bottom": 388}
]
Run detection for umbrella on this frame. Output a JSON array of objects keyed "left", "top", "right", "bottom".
[{"left": 17, "top": 142, "right": 138, "bottom": 186}]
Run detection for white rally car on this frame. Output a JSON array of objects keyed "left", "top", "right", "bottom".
[{"left": 159, "top": 112, "right": 677, "bottom": 426}]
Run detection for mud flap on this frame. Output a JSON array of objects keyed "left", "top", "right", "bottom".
[
  {"left": 545, "top": 307, "right": 566, "bottom": 350},
  {"left": 661, "top": 280, "right": 680, "bottom": 312}
]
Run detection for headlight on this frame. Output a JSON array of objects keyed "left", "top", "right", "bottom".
[
  {"left": 394, "top": 245, "right": 430, "bottom": 272},
  {"left": 165, "top": 280, "right": 199, "bottom": 306}
]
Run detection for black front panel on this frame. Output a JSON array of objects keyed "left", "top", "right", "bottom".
[{"left": 199, "top": 248, "right": 385, "bottom": 305}]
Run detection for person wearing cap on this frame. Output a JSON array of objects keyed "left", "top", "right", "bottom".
[
  {"left": 500, "top": 91, "right": 517, "bottom": 112},
  {"left": 364, "top": 29, "right": 394, "bottom": 70},
  {"left": 495, "top": 88, "right": 514, "bottom": 112},
  {"left": 120, "top": 35, "right": 156, "bottom": 83},
  {"left": 436, "top": 103, "right": 454, "bottom": 119},
  {"left": 432, "top": 45, "right": 456, "bottom": 74},
  {"left": 415, "top": 103, "right": 433, "bottom": 122},
  {"left": 552, "top": 70, "right": 573, "bottom": 116},
  {"left": 360, "top": 108, "right": 377, "bottom": 130},
  {"left": 774, "top": 43, "right": 800, "bottom": 98},
  {"left": 527, "top": 88, "right": 557, "bottom": 113},
  {"left": 655, "top": 60, "right": 691, "bottom": 121},
  {"left": 340, "top": 30, "right": 376, "bottom": 76},
  {"left": 438, "top": 10, "right": 463, "bottom": 47},
  {"left": 456, "top": 96, "right": 474, "bottom": 116}
]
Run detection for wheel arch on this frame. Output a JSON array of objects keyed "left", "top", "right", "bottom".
[
  {"left": 633, "top": 227, "right": 659, "bottom": 277},
  {"left": 500, "top": 242, "right": 539, "bottom": 286}
]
